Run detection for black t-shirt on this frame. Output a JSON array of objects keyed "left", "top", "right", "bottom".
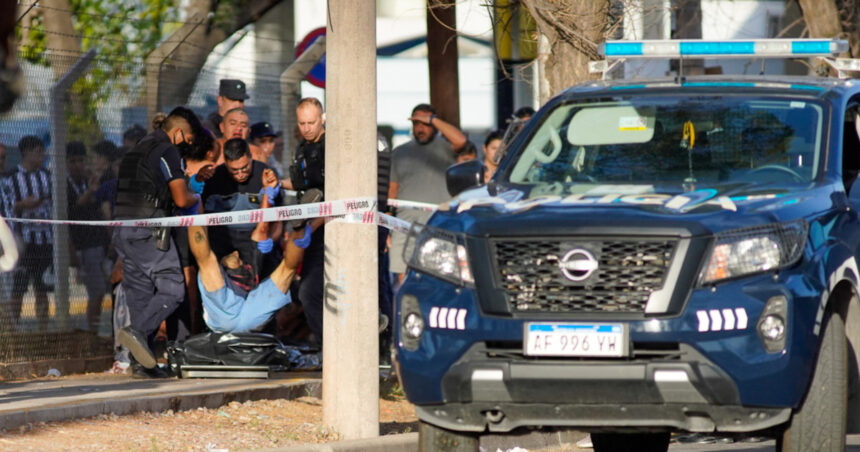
[
  {"left": 202, "top": 159, "right": 279, "bottom": 261},
  {"left": 202, "top": 159, "right": 274, "bottom": 204}
]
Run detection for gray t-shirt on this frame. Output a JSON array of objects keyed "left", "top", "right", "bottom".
[{"left": 390, "top": 136, "right": 457, "bottom": 204}]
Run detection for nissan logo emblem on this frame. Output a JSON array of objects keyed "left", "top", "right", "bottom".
[{"left": 559, "top": 248, "right": 599, "bottom": 281}]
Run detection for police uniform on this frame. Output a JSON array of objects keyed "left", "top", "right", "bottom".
[
  {"left": 291, "top": 136, "right": 326, "bottom": 343},
  {"left": 112, "top": 129, "right": 187, "bottom": 340}
]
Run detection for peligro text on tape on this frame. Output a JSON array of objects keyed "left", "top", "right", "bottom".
[{"left": 2, "top": 197, "right": 377, "bottom": 228}]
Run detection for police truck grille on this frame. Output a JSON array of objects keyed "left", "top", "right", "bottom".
[{"left": 491, "top": 238, "right": 677, "bottom": 313}]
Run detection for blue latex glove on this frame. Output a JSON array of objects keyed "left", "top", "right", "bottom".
[
  {"left": 188, "top": 176, "right": 205, "bottom": 194},
  {"left": 259, "top": 186, "right": 279, "bottom": 201},
  {"left": 293, "top": 224, "right": 313, "bottom": 249},
  {"left": 257, "top": 238, "right": 274, "bottom": 254},
  {"left": 179, "top": 194, "right": 200, "bottom": 216}
]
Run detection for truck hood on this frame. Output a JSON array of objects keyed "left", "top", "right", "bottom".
[{"left": 434, "top": 183, "right": 841, "bottom": 238}]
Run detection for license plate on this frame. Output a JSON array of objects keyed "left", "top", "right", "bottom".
[{"left": 524, "top": 323, "right": 628, "bottom": 357}]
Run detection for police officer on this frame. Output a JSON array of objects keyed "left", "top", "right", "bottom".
[
  {"left": 288, "top": 97, "right": 326, "bottom": 345},
  {"left": 203, "top": 79, "right": 249, "bottom": 139},
  {"left": 113, "top": 106, "right": 203, "bottom": 376}
]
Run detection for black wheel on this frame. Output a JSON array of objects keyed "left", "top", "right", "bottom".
[
  {"left": 591, "top": 432, "right": 670, "bottom": 452},
  {"left": 418, "top": 420, "right": 479, "bottom": 452},
  {"left": 778, "top": 313, "right": 847, "bottom": 452}
]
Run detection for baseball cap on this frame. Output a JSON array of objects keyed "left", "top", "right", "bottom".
[
  {"left": 250, "top": 122, "right": 277, "bottom": 140},
  {"left": 219, "top": 79, "right": 250, "bottom": 101}
]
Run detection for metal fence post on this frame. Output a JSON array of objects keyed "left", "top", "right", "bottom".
[{"left": 50, "top": 48, "right": 95, "bottom": 331}]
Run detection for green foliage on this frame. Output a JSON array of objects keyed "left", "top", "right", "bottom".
[
  {"left": 17, "top": 0, "right": 179, "bottom": 143},
  {"left": 65, "top": 0, "right": 178, "bottom": 143}
]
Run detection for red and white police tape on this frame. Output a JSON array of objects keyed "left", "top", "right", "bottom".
[{"left": 1, "top": 196, "right": 421, "bottom": 234}]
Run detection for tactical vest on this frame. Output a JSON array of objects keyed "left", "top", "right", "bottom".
[
  {"left": 289, "top": 138, "right": 325, "bottom": 191},
  {"left": 113, "top": 135, "right": 174, "bottom": 220}
]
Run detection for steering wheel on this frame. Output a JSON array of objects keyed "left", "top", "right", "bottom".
[{"left": 748, "top": 164, "right": 805, "bottom": 183}]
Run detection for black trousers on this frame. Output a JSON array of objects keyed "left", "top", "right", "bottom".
[{"left": 113, "top": 227, "right": 185, "bottom": 338}]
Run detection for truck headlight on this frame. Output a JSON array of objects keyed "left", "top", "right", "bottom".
[
  {"left": 405, "top": 224, "right": 473, "bottom": 286},
  {"left": 699, "top": 220, "right": 807, "bottom": 285}
]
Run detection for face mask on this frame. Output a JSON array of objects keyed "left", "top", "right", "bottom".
[{"left": 175, "top": 141, "right": 193, "bottom": 157}]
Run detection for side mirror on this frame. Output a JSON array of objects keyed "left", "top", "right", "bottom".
[{"left": 446, "top": 160, "right": 485, "bottom": 197}]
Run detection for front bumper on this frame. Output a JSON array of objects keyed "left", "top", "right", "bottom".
[
  {"left": 410, "top": 342, "right": 791, "bottom": 433},
  {"left": 415, "top": 402, "right": 791, "bottom": 433}
]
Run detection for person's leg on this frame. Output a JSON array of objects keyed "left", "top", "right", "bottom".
[
  {"left": 114, "top": 228, "right": 184, "bottom": 368},
  {"left": 298, "top": 246, "right": 324, "bottom": 344},
  {"left": 30, "top": 244, "right": 52, "bottom": 331},
  {"left": 79, "top": 246, "right": 108, "bottom": 332},
  {"left": 183, "top": 265, "right": 204, "bottom": 334},
  {"left": 7, "top": 260, "right": 27, "bottom": 327}
]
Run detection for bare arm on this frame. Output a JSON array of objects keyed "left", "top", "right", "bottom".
[
  {"left": 388, "top": 181, "right": 399, "bottom": 205},
  {"left": 432, "top": 116, "right": 467, "bottom": 152},
  {"left": 411, "top": 110, "right": 467, "bottom": 152},
  {"left": 250, "top": 189, "right": 271, "bottom": 242},
  {"left": 268, "top": 217, "right": 324, "bottom": 294},
  {"left": 188, "top": 225, "right": 223, "bottom": 292},
  {"left": 251, "top": 169, "right": 278, "bottom": 243},
  {"left": 168, "top": 178, "right": 198, "bottom": 209}
]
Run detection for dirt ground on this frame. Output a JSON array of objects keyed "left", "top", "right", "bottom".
[{"left": 0, "top": 389, "right": 418, "bottom": 452}]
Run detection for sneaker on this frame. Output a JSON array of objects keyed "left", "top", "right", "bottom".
[
  {"left": 131, "top": 364, "right": 171, "bottom": 379},
  {"left": 117, "top": 327, "right": 157, "bottom": 369},
  {"left": 290, "top": 188, "right": 323, "bottom": 229},
  {"left": 106, "top": 360, "right": 130, "bottom": 375}
]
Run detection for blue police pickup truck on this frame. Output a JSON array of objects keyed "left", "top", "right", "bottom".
[{"left": 393, "top": 39, "right": 860, "bottom": 452}]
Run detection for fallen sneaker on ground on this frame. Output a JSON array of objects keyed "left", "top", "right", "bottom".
[
  {"left": 131, "top": 364, "right": 171, "bottom": 379},
  {"left": 117, "top": 327, "right": 157, "bottom": 369}
]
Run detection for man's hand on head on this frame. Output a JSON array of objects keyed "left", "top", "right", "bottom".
[{"left": 408, "top": 110, "right": 434, "bottom": 125}]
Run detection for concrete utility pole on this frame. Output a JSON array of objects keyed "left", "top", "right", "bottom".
[{"left": 323, "top": 0, "right": 379, "bottom": 440}]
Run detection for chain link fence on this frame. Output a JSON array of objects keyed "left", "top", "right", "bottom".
[{"left": 0, "top": 47, "right": 290, "bottom": 367}]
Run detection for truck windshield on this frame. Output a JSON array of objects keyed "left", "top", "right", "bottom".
[{"left": 506, "top": 96, "right": 824, "bottom": 195}]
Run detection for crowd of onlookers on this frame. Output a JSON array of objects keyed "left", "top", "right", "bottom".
[{"left": 0, "top": 76, "right": 528, "bottom": 377}]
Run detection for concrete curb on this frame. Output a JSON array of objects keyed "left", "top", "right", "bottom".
[
  {"left": 251, "top": 432, "right": 418, "bottom": 452},
  {"left": 0, "top": 377, "right": 321, "bottom": 431}
]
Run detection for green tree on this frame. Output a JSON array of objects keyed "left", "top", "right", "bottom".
[{"left": 19, "top": 0, "right": 177, "bottom": 143}]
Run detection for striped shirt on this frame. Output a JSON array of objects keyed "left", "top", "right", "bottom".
[{"left": 1, "top": 165, "right": 52, "bottom": 244}]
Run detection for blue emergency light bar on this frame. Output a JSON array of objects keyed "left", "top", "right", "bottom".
[{"left": 600, "top": 39, "right": 848, "bottom": 59}]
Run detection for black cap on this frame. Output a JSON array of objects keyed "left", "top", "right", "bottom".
[
  {"left": 219, "top": 79, "right": 249, "bottom": 101},
  {"left": 250, "top": 122, "right": 277, "bottom": 140}
]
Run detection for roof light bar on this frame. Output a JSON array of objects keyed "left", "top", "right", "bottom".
[{"left": 600, "top": 39, "right": 848, "bottom": 60}]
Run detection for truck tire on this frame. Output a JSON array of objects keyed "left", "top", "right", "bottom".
[
  {"left": 778, "top": 312, "right": 847, "bottom": 452},
  {"left": 591, "top": 432, "right": 670, "bottom": 452},
  {"left": 418, "top": 421, "right": 478, "bottom": 452}
]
